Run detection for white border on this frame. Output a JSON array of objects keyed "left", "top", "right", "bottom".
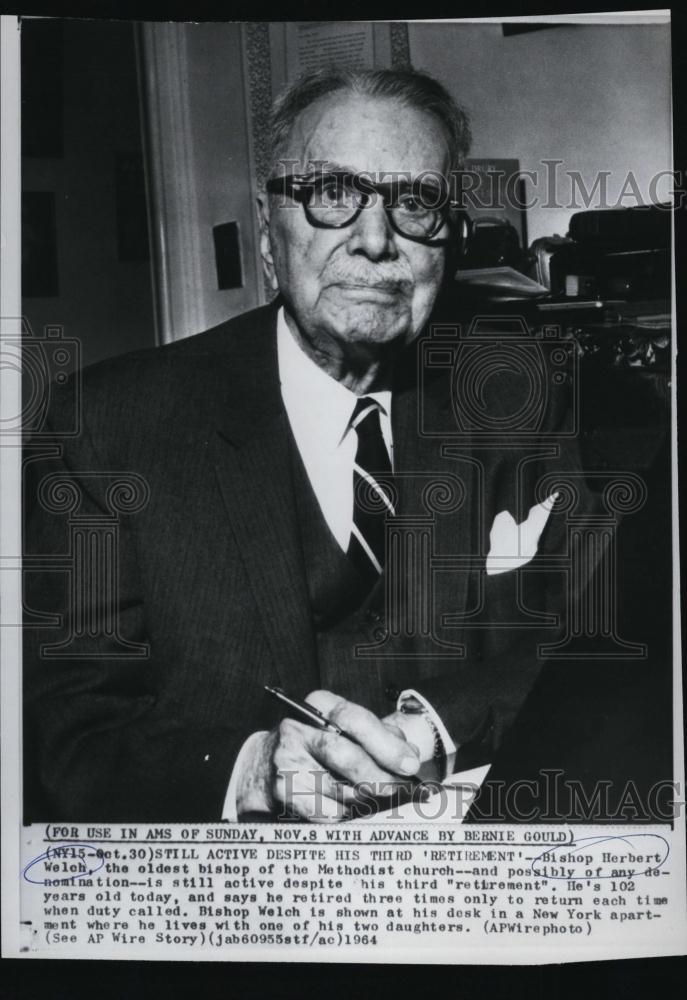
[
  {"left": 1, "top": 13, "right": 23, "bottom": 961},
  {"left": 1, "top": 9, "right": 684, "bottom": 964}
]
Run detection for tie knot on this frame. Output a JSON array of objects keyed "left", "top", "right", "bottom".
[{"left": 350, "top": 397, "right": 383, "bottom": 436}]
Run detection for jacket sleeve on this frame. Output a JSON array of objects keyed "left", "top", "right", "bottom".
[{"left": 23, "top": 384, "right": 245, "bottom": 823}]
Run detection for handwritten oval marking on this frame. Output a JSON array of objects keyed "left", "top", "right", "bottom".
[
  {"left": 531, "top": 833, "right": 670, "bottom": 881},
  {"left": 22, "top": 842, "right": 105, "bottom": 885}
]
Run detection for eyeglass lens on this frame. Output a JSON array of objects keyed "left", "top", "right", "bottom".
[{"left": 305, "top": 175, "right": 445, "bottom": 238}]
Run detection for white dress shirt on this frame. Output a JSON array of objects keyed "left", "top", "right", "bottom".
[
  {"left": 276, "top": 307, "right": 393, "bottom": 550},
  {"left": 223, "top": 308, "right": 455, "bottom": 819}
]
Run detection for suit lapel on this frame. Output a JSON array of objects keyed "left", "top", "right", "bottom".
[
  {"left": 207, "top": 310, "right": 476, "bottom": 689},
  {"left": 210, "top": 308, "right": 318, "bottom": 694}
]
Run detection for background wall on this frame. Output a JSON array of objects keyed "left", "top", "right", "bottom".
[
  {"left": 21, "top": 19, "right": 673, "bottom": 364},
  {"left": 182, "top": 23, "right": 261, "bottom": 330},
  {"left": 409, "top": 21, "right": 672, "bottom": 243},
  {"left": 139, "top": 22, "right": 261, "bottom": 344},
  {"left": 22, "top": 19, "right": 156, "bottom": 368}
]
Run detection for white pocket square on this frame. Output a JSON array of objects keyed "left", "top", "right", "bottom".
[{"left": 486, "top": 493, "right": 559, "bottom": 576}]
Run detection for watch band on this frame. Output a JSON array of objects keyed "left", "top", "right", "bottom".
[{"left": 399, "top": 694, "right": 448, "bottom": 781}]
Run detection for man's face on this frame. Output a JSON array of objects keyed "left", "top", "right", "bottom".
[{"left": 260, "top": 92, "right": 451, "bottom": 355}]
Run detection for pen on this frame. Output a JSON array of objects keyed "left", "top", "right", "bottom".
[
  {"left": 264, "top": 685, "right": 357, "bottom": 742},
  {"left": 264, "top": 686, "right": 454, "bottom": 801}
]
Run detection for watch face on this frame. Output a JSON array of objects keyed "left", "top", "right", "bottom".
[{"left": 401, "top": 697, "right": 425, "bottom": 714}]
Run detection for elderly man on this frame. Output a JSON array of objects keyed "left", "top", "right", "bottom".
[{"left": 24, "top": 68, "right": 583, "bottom": 823}]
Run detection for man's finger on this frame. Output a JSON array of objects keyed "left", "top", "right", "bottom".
[
  {"left": 304, "top": 727, "right": 417, "bottom": 799},
  {"left": 273, "top": 768, "right": 349, "bottom": 823},
  {"left": 382, "top": 720, "right": 406, "bottom": 740},
  {"left": 271, "top": 719, "right": 355, "bottom": 820},
  {"left": 306, "top": 689, "right": 420, "bottom": 776}
]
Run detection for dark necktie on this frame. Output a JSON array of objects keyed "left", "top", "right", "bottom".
[{"left": 347, "top": 397, "right": 395, "bottom": 585}]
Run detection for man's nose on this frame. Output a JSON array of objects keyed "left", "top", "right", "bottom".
[{"left": 345, "top": 199, "right": 398, "bottom": 260}]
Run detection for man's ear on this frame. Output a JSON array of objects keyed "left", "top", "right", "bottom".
[{"left": 255, "top": 193, "right": 279, "bottom": 292}]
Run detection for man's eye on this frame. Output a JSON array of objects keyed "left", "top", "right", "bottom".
[
  {"left": 318, "top": 180, "right": 353, "bottom": 207},
  {"left": 396, "top": 193, "right": 430, "bottom": 215}
]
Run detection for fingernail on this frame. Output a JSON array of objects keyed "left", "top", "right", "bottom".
[{"left": 400, "top": 754, "right": 419, "bottom": 775}]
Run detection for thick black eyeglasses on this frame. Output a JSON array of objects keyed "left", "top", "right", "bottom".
[{"left": 265, "top": 171, "right": 469, "bottom": 247}]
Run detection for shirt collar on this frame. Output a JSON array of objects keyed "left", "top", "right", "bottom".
[{"left": 276, "top": 307, "right": 391, "bottom": 452}]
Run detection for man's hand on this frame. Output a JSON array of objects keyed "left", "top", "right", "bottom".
[{"left": 236, "top": 690, "right": 422, "bottom": 821}]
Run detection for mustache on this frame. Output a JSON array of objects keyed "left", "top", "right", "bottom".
[{"left": 322, "top": 264, "right": 412, "bottom": 288}]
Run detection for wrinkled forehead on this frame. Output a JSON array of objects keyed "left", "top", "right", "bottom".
[{"left": 275, "top": 91, "right": 451, "bottom": 182}]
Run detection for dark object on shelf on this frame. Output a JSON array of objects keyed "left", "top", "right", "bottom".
[
  {"left": 525, "top": 204, "right": 671, "bottom": 301},
  {"left": 528, "top": 234, "right": 575, "bottom": 289},
  {"left": 460, "top": 216, "right": 526, "bottom": 271},
  {"left": 568, "top": 202, "right": 671, "bottom": 252},
  {"left": 462, "top": 158, "right": 528, "bottom": 248}
]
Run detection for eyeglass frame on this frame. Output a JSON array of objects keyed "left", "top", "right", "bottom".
[{"left": 264, "top": 171, "right": 472, "bottom": 248}]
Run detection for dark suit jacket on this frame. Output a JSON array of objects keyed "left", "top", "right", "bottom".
[
  {"left": 23, "top": 302, "right": 594, "bottom": 821},
  {"left": 470, "top": 434, "right": 673, "bottom": 824}
]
